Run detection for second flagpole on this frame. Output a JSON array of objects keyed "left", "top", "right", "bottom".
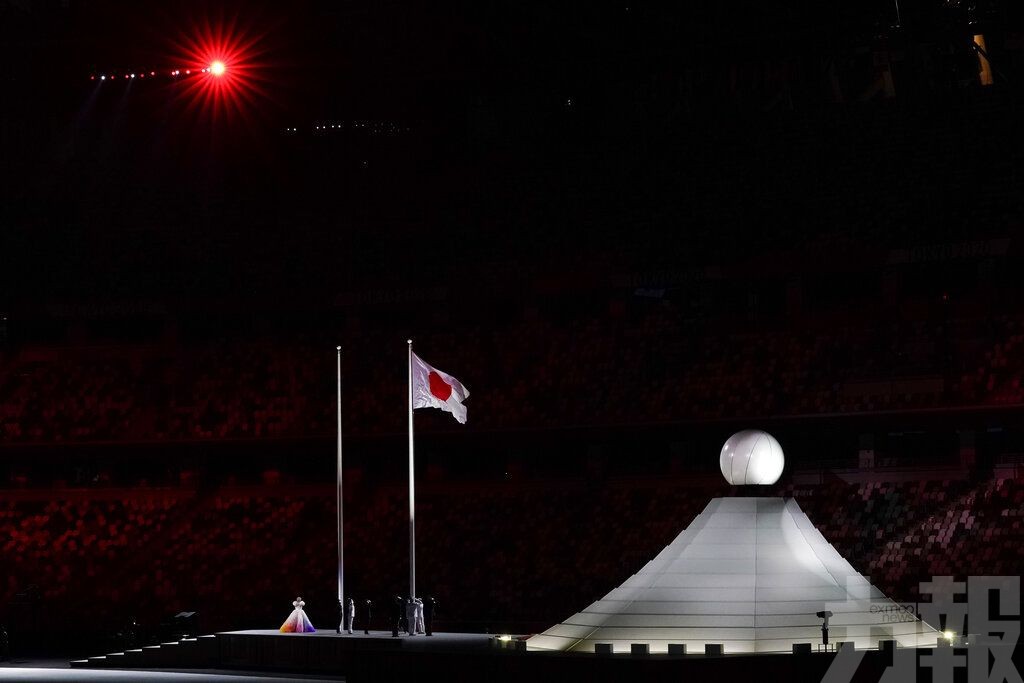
[
  {"left": 407, "top": 339, "right": 416, "bottom": 601},
  {"left": 336, "top": 345, "right": 344, "bottom": 633}
]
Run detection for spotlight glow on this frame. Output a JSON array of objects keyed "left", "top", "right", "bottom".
[{"left": 166, "top": 14, "right": 277, "bottom": 126}]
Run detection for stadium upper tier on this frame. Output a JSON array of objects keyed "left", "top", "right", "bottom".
[{"left": 0, "top": 307, "right": 1022, "bottom": 444}]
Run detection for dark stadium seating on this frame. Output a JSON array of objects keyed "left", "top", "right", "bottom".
[
  {"left": 3, "top": 472, "right": 1023, "bottom": 639},
  {"left": 1, "top": 303, "right": 1022, "bottom": 444}
]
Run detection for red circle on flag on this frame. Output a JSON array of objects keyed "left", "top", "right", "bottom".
[{"left": 428, "top": 371, "right": 453, "bottom": 401}]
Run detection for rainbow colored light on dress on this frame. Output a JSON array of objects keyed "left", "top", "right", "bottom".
[{"left": 280, "top": 597, "right": 316, "bottom": 633}]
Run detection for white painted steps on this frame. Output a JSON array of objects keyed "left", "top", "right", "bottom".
[{"left": 69, "top": 634, "right": 218, "bottom": 669}]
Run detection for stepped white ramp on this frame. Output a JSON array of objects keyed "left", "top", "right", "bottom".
[{"left": 527, "top": 496, "right": 940, "bottom": 654}]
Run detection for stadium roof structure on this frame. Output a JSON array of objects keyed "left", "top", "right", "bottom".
[{"left": 527, "top": 497, "right": 941, "bottom": 654}]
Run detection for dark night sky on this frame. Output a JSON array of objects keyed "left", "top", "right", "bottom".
[{"left": 1, "top": 0, "right": 1021, "bottom": 317}]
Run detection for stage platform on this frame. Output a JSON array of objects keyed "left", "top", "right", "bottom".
[
  {"left": 218, "top": 630, "right": 495, "bottom": 664},
  {"left": 72, "top": 629, "right": 1004, "bottom": 683},
  {"left": 223, "top": 629, "right": 493, "bottom": 647}
]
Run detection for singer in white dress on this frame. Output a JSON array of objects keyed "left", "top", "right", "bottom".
[{"left": 280, "top": 597, "right": 316, "bottom": 633}]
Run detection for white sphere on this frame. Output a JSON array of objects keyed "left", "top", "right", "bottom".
[{"left": 719, "top": 429, "right": 784, "bottom": 485}]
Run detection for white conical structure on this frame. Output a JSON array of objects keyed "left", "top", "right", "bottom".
[{"left": 528, "top": 497, "right": 940, "bottom": 654}]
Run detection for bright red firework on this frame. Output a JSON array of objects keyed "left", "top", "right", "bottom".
[{"left": 167, "top": 15, "right": 274, "bottom": 124}]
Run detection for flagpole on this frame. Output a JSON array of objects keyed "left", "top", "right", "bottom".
[
  {"left": 407, "top": 339, "right": 416, "bottom": 600},
  {"left": 336, "top": 345, "right": 344, "bottom": 633}
]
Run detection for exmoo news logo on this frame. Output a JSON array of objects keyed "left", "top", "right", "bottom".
[{"left": 821, "top": 576, "right": 1021, "bottom": 683}]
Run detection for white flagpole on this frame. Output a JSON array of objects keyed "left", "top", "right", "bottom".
[
  {"left": 336, "top": 345, "right": 345, "bottom": 633},
  {"left": 407, "top": 339, "right": 416, "bottom": 600}
]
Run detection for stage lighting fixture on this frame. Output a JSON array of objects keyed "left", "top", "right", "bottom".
[
  {"left": 211, "top": 61, "right": 226, "bottom": 76},
  {"left": 100, "top": 75, "right": 106, "bottom": 80}
]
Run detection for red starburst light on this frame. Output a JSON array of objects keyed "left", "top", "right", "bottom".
[{"left": 168, "top": 16, "right": 272, "bottom": 125}]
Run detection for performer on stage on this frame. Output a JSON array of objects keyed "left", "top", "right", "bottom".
[
  {"left": 345, "top": 597, "right": 355, "bottom": 634},
  {"left": 280, "top": 597, "right": 316, "bottom": 633},
  {"left": 392, "top": 595, "right": 403, "bottom": 637},
  {"left": 424, "top": 597, "right": 436, "bottom": 636},
  {"left": 413, "top": 597, "right": 425, "bottom": 634},
  {"left": 363, "top": 599, "right": 373, "bottom": 635},
  {"left": 405, "top": 597, "right": 416, "bottom": 636}
]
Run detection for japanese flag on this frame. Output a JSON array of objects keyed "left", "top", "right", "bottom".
[{"left": 411, "top": 352, "right": 470, "bottom": 424}]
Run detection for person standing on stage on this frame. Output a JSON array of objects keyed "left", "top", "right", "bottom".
[
  {"left": 280, "top": 597, "right": 316, "bottom": 633},
  {"left": 393, "top": 595, "right": 405, "bottom": 637},
  {"left": 405, "top": 597, "right": 416, "bottom": 636},
  {"left": 413, "top": 597, "right": 425, "bottom": 634},
  {"left": 345, "top": 597, "right": 355, "bottom": 634},
  {"left": 424, "top": 597, "right": 436, "bottom": 636},
  {"left": 363, "top": 599, "right": 373, "bottom": 635}
]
